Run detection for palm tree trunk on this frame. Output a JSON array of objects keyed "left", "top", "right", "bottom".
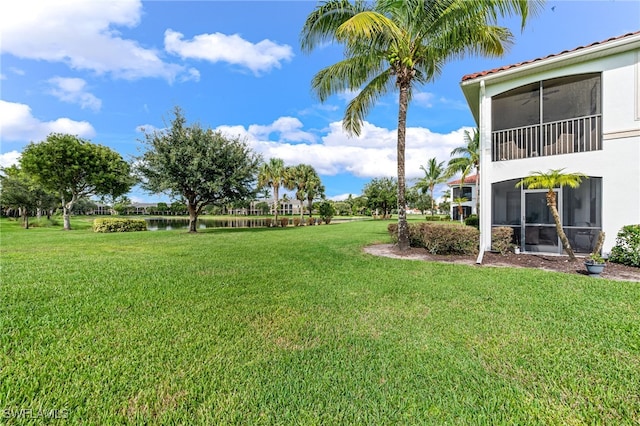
[
  {"left": 273, "top": 186, "right": 279, "bottom": 222},
  {"left": 396, "top": 81, "right": 410, "bottom": 251},
  {"left": 547, "top": 190, "right": 576, "bottom": 261}
]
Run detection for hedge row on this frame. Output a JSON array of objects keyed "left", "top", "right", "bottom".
[
  {"left": 388, "top": 222, "right": 479, "bottom": 255},
  {"left": 93, "top": 218, "right": 147, "bottom": 233}
]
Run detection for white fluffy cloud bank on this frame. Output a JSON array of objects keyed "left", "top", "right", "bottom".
[
  {"left": 216, "top": 116, "right": 470, "bottom": 182},
  {"left": 0, "top": 0, "right": 189, "bottom": 81},
  {"left": 0, "top": 100, "right": 95, "bottom": 143},
  {"left": 164, "top": 29, "right": 294, "bottom": 75}
]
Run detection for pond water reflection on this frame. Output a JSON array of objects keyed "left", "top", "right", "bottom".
[{"left": 145, "top": 217, "right": 274, "bottom": 231}]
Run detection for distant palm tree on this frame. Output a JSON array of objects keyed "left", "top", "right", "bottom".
[
  {"left": 517, "top": 169, "right": 587, "bottom": 261},
  {"left": 415, "top": 158, "right": 449, "bottom": 216},
  {"left": 301, "top": 0, "right": 540, "bottom": 250},
  {"left": 305, "top": 174, "right": 325, "bottom": 218},
  {"left": 285, "top": 164, "right": 319, "bottom": 220},
  {"left": 258, "top": 158, "right": 286, "bottom": 222},
  {"left": 448, "top": 128, "right": 480, "bottom": 216}
]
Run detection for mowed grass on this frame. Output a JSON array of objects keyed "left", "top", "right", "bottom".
[{"left": 1, "top": 217, "right": 639, "bottom": 424}]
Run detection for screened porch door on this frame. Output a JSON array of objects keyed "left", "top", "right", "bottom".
[{"left": 522, "top": 190, "right": 560, "bottom": 253}]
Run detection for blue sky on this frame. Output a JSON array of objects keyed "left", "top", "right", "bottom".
[{"left": 1, "top": 0, "right": 639, "bottom": 202}]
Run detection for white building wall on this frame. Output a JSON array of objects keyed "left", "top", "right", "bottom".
[{"left": 478, "top": 48, "right": 640, "bottom": 255}]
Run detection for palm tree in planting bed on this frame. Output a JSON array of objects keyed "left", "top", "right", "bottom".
[
  {"left": 516, "top": 169, "right": 587, "bottom": 261},
  {"left": 301, "top": 0, "right": 540, "bottom": 250}
]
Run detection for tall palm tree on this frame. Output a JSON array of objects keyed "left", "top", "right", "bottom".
[
  {"left": 415, "top": 158, "right": 448, "bottom": 216},
  {"left": 301, "top": 0, "right": 540, "bottom": 250},
  {"left": 448, "top": 128, "right": 480, "bottom": 216},
  {"left": 258, "top": 158, "right": 286, "bottom": 222},
  {"left": 516, "top": 169, "right": 587, "bottom": 261}
]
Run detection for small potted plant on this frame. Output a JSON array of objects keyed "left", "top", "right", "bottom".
[
  {"left": 584, "top": 231, "right": 606, "bottom": 277},
  {"left": 584, "top": 252, "right": 605, "bottom": 277}
]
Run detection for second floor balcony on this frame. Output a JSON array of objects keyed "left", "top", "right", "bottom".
[{"left": 492, "top": 114, "right": 602, "bottom": 162}]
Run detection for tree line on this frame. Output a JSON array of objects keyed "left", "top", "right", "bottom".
[{"left": 0, "top": 107, "right": 329, "bottom": 232}]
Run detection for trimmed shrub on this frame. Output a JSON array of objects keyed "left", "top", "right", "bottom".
[
  {"left": 465, "top": 214, "right": 479, "bottom": 229},
  {"left": 424, "top": 215, "right": 442, "bottom": 221},
  {"left": 265, "top": 218, "right": 273, "bottom": 227},
  {"left": 388, "top": 222, "right": 479, "bottom": 255},
  {"left": 318, "top": 201, "right": 335, "bottom": 224},
  {"left": 491, "top": 226, "right": 514, "bottom": 255},
  {"left": 279, "top": 217, "right": 290, "bottom": 228},
  {"left": 293, "top": 217, "right": 302, "bottom": 227},
  {"left": 609, "top": 224, "right": 640, "bottom": 267},
  {"left": 307, "top": 217, "right": 316, "bottom": 226},
  {"left": 93, "top": 218, "right": 147, "bottom": 233}
]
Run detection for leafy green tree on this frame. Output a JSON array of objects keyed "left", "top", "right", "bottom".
[
  {"left": 318, "top": 201, "right": 336, "bottom": 224},
  {"left": 0, "top": 166, "right": 56, "bottom": 228},
  {"left": 516, "top": 169, "right": 587, "bottom": 261},
  {"left": 363, "top": 177, "right": 397, "bottom": 218},
  {"left": 137, "top": 108, "right": 261, "bottom": 233},
  {"left": 112, "top": 196, "right": 133, "bottom": 215},
  {"left": 20, "top": 133, "right": 133, "bottom": 230},
  {"left": 156, "top": 202, "right": 169, "bottom": 214},
  {"left": 258, "top": 158, "right": 287, "bottom": 222},
  {"left": 448, "top": 128, "right": 480, "bottom": 216},
  {"left": 301, "top": 0, "right": 540, "bottom": 250},
  {"left": 333, "top": 201, "right": 351, "bottom": 216},
  {"left": 406, "top": 185, "right": 433, "bottom": 214},
  {"left": 415, "top": 158, "right": 449, "bottom": 216},
  {"left": 71, "top": 197, "right": 99, "bottom": 215}
]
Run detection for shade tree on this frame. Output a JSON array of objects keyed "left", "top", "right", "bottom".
[
  {"left": 137, "top": 107, "right": 261, "bottom": 233},
  {"left": 20, "top": 133, "right": 133, "bottom": 230}
]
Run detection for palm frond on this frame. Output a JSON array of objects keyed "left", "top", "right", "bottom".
[
  {"left": 343, "top": 69, "right": 394, "bottom": 135},
  {"left": 300, "top": 0, "right": 369, "bottom": 53},
  {"left": 311, "top": 55, "right": 387, "bottom": 102}
]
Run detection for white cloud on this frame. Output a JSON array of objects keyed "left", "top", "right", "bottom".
[
  {"left": 216, "top": 115, "right": 471, "bottom": 181},
  {"left": 164, "top": 29, "right": 293, "bottom": 75},
  {"left": 0, "top": 0, "right": 187, "bottom": 81},
  {"left": 47, "top": 77, "right": 102, "bottom": 111},
  {"left": 414, "top": 91, "right": 435, "bottom": 108},
  {"left": 247, "top": 117, "right": 316, "bottom": 144},
  {"left": 0, "top": 100, "right": 95, "bottom": 142},
  {"left": 135, "top": 124, "right": 161, "bottom": 134},
  {"left": 0, "top": 151, "right": 21, "bottom": 168},
  {"left": 10, "top": 67, "right": 25, "bottom": 76}
]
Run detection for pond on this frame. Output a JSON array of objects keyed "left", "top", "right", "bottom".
[{"left": 145, "top": 217, "right": 276, "bottom": 231}]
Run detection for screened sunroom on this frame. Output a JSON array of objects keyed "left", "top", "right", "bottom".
[{"left": 491, "top": 73, "right": 602, "bottom": 161}]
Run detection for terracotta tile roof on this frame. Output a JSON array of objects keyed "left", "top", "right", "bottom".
[
  {"left": 448, "top": 174, "right": 477, "bottom": 185},
  {"left": 461, "top": 31, "right": 640, "bottom": 82}
]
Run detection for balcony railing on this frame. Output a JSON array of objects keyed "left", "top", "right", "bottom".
[{"left": 492, "top": 115, "right": 602, "bottom": 161}]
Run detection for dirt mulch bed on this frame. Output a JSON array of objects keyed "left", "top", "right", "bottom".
[{"left": 364, "top": 244, "right": 640, "bottom": 282}]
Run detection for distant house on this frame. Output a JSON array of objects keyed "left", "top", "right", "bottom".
[
  {"left": 447, "top": 174, "right": 477, "bottom": 221},
  {"left": 232, "top": 198, "right": 306, "bottom": 216},
  {"left": 460, "top": 31, "right": 640, "bottom": 255}
]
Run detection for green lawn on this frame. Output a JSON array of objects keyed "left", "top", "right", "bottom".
[{"left": 2, "top": 217, "right": 639, "bottom": 424}]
